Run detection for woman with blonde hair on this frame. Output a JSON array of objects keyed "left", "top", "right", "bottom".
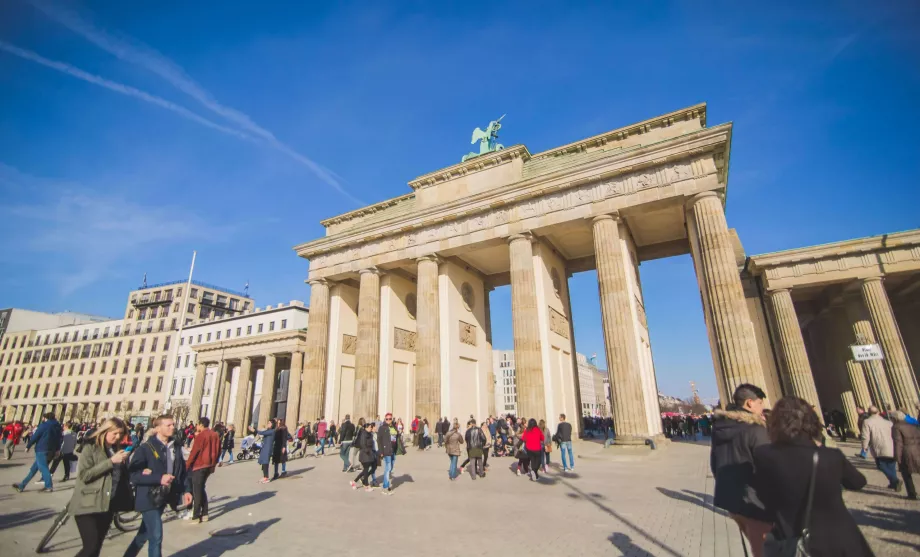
[{"left": 70, "top": 417, "right": 134, "bottom": 557}]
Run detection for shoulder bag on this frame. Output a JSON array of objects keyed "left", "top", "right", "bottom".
[
  {"left": 763, "top": 450, "right": 819, "bottom": 557},
  {"left": 144, "top": 442, "right": 171, "bottom": 508}
]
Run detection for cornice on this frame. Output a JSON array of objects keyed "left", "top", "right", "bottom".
[
  {"left": 408, "top": 145, "right": 531, "bottom": 191},
  {"left": 747, "top": 229, "right": 920, "bottom": 274},
  {"left": 193, "top": 328, "right": 307, "bottom": 354},
  {"left": 319, "top": 192, "right": 416, "bottom": 228}
]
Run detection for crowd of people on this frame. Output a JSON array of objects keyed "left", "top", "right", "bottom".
[{"left": 709, "top": 383, "right": 920, "bottom": 557}]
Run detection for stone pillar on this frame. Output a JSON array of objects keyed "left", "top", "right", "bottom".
[
  {"left": 592, "top": 215, "right": 649, "bottom": 443},
  {"left": 190, "top": 362, "right": 208, "bottom": 421},
  {"left": 416, "top": 255, "right": 441, "bottom": 423},
  {"left": 212, "top": 361, "right": 228, "bottom": 421},
  {"left": 687, "top": 192, "right": 766, "bottom": 398},
  {"left": 258, "top": 355, "right": 277, "bottom": 426},
  {"left": 508, "top": 233, "right": 546, "bottom": 420},
  {"left": 767, "top": 289, "right": 822, "bottom": 413},
  {"left": 286, "top": 352, "right": 303, "bottom": 427},
  {"left": 301, "top": 279, "right": 331, "bottom": 423},
  {"left": 483, "top": 285, "right": 496, "bottom": 418},
  {"left": 219, "top": 379, "right": 231, "bottom": 423},
  {"left": 845, "top": 299, "right": 894, "bottom": 411},
  {"left": 861, "top": 277, "right": 920, "bottom": 411},
  {"left": 354, "top": 268, "right": 381, "bottom": 421},
  {"left": 233, "top": 358, "right": 252, "bottom": 430}
]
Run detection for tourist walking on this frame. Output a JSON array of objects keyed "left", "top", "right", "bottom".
[
  {"left": 861, "top": 406, "right": 902, "bottom": 492},
  {"left": 377, "top": 413, "right": 397, "bottom": 494},
  {"left": 272, "top": 419, "right": 290, "bottom": 478},
  {"left": 185, "top": 417, "right": 220, "bottom": 523},
  {"left": 218, "top": 424, "right": 235, "bottom": 466},
  {"left": 49, "top": 423, "right": 78, "bottom": 482},
  {"left": 554, "top": 414, "right": 574, "bottom": 472},
  {"left": 255, "top": 421, "right": 277, "bottom": 484},
  {"left": 315, "top": 417, "right": 328, "bottom": 456},
  {"left": 521, "top": 418, "right": 545, "bottom": 481},
  {"left": 349, "top": 418, "right": 365, "bottom": 472},
  {"left": 892, "top": 410, "right": 920, "bottom": 500},
  {"left": 123, "top": 414, "right": 192, "bottom": 557},
  {"left": 463, "top": 419, "right": 486, "bottom": 479},
  {"left": 539, "top": 419, "right": 552, "bottom": 473},
  {"left": 11, "top": 412, "right": 62, "bottom": 493},
  {"left": 339, "top": 414, "right": 356, "bottom": 472},
  {"left": 754, "top": 396, "right": 873, "bottom": 557},
  {"left": 70, "top": 418, "right": 133, "bottom": 557},
  {"left": 710, "top": 384, "right": 771, "bottom": 557},
  {"left": 2, "top": 420, "right": 23, "bottom": 460},
  {"left": 351, "top": 422, "right": 378, "bottom": 491},
  {"left": 445, "top": 422, "right": 464, "bottom": 480}
]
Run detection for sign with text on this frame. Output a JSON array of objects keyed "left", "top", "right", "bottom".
[{"left": 851, "top": 344, "right": 884, "bottom": 361}]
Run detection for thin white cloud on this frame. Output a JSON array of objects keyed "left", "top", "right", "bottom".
[
  {"left": 0, "top": 41, "right": 252, "bottom": 140},
  {"left": 29, "top": 0, "right": 363, "bottom": 205}
]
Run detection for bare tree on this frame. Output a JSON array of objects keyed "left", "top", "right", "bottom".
[{"left": 171, "top": 400, "right": 191, "bottom": 425}]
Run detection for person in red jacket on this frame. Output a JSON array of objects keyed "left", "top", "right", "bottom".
[
  {"left": 3, "top": 421, "right": 24, "bottom": 460},
  {"left": 185, "top": 417, "right": 221, "bottom": 523},
  {"left": 521, "top": 418, "right": 545, "bottom": 481}
]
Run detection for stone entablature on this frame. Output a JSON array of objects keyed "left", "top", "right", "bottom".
[
  {"left": 296, "top": 122, "right": 729, "bottom": 282},
  {"left": 747, "top": 230, "right": 920, "bottom": 291}
]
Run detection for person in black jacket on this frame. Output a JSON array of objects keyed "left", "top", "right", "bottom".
[
  {"left": 710, "top": 384, "right": 771, "bottom": 557},
  {"left": 338, "top": 415, "right": 356, "bottom": 472},
  {"left": 377, "top": 413, "right": 397, "bottom": 494},
  {"left": 350, "top": 422, "right": 378, "bottom": 491},
  {"left": 123, "top": 414, "right": 191, "bottom": 557},
  {"left": 754, "top": 397, "right": 873, "bottom": 557}
]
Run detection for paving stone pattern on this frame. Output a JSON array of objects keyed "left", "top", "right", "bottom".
[{"left": 0, "top": 440, "right": 916, "bottom": 556}]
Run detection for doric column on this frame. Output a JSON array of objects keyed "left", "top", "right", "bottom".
[
  {"left": 232, "top": 358, "right": 253, "bottom": 430},
  {"left": 219, "top": 379, "right": 231, "bottom": 423},
  {"left": 767, "top": 289, "right": 822, "bottom": 413},
  {"left": 687, "top": 192, "right": 766, "bottom": 398},
  {"left": 301, "top": 279, "right": 331, "bottom": 423},
  {"left": 354, "top": 268, "right": 382, "bottom": 420},
  {"left": 845, "top": 299, "right": 894, "bottom": 410},
  {"left": 484, "top": 285, "right": 496, "bottom": 418},
  {"left": 190, "top": 362, "right": 207, "bottom": 421},
  {"left": 508, "top": 233, "right": 546, "bottom": 420},
  {"left": 211, "top": 361, "right": 228, "bottom": 421},
  {"left": 861, "top": 277, "right": 920, "bottom": 410},
  {"left": 416, "top": 255, "right": 441, "bottom": 423},
  {"left": 592, "top": 214, "right": 649, "bottom": 443},
  {"left": 258, "top": 355, "right": 277, "bottom": 426},
  {"left": 286, "top": 352, "right": 303, "bottom": 427}
]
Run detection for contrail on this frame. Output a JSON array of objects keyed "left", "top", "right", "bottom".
[
  {"left": 29, "top": 0, "right": 363, "bottom": 205},
  {"left": 0, "top": 41, "right": 252, "bottom": 140}
]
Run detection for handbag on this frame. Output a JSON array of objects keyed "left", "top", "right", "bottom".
[{"left": 763, "top": 451, "right": 819, "bottom": 557}]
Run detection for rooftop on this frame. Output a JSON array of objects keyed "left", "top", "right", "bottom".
[{"left": 135, "top": 279, "right": 252, "bottom": 299}]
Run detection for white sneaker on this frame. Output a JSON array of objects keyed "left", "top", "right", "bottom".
[
  {"left": 350, "top": 481, "right": 357, "bottom": 490},
  {"left": 516, "top": 469, "right": 521, "bottom": 477}
]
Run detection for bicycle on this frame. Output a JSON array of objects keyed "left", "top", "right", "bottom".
[{"left": 36, "top": 502, "right": 141, "bottom": 553}]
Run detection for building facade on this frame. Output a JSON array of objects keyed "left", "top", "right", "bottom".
[
  {"left": 493, "top": 349, "right": 517, "bottom": 415},
  {"left": 576, "top": 353, "right": 610, "bottom": 417},
  {"left": 0, "top": 279, "right": 252, "bottom": 425},
  {"left": 0, "top": 308, "right": 108, "bottom": 344},
  {"left": 167, "top": 301, "right": 309, "bottom": 429}
]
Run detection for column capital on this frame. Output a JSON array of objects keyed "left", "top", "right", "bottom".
[
  {"left": 861, "top": 276, "right": 884, "bottom": 285},
  {"left": 685, "top": 190, "right": 723, "bottom": 210},
  {"left": 308, "top": 278, "right": 332, "bottom": 287},
  {"left": 508, "top": 232, "right": 534, "bottom": 245},
  {"left": 416, "top": 254, "right": 442, "bottom": 265},
  {"left": 358, "top": 266, "right": 382, "bottom": 276},
  {"left": 766, "top": 287, "right": 791, "bottom": 296},
  {"left": 591, "top": 211, "right": 622, "bottom": 224}
]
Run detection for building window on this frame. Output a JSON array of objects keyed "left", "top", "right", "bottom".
[
  {"left": 140, "top": 401, "right": 147, "bottom": 411},
  {"left": 281, "top": 319, "right": 287, "bottom": 330},
  {"left": 171, "top": 379, "right": 177, "bottom": 395},
  {"left": 126, "top": 341, "right": 134, "bottom": 354},
  {"left": 257, "top": 323, "right": 263, "bottom": 333},
  {"left": 135, "top": 359, "right": 141, "bottom": 373},
  {"left": 139, "top": 308, "right": 147, "bottom": 320},
  {"left": 135, "top": 323, "right": 142, "bottom": 334},
  {"left": 164, "top": 336, "right": 171, "bottom": 350},
  {"left": 150, "top": 338, "right": 158, "bottom": 352},
  {"left": 180, "top": 378, "right": 186, "bottom": 395},
  {"left": 89, "top": 362, "right": 95, "bottom": 374},
  {"left": 226, "top": 329, "right": 231, "bottom": 338},
  {"left": 107, "top": 380, "right": 114, "bottom": 394},
  {"left": 188, "top": 303, "right": 196, "bottom": 313},
  {"left": 115, "top": 341, "right": 122, "bottom": 355},
  {"left": 143, "top": 377, "right": 150, "bottom": 393},
  {"left": 269, "top": 322, "right": 275, "bottom": 332},
  {"left": 216, "top": 331, "right": 221, "bottom": 340},
  {"left": 159, "top": 356, "right": 166, "bottom": 371},
  {"left": 236, "top": 327, "right": 241, "bottom": 336},
  {"left": 114, "top": 325, "right": 121, "bottom": 336},
  {"left": 101, "top": 361, "right": 107, "bottom": 374},
  {"left": 247, "top": 326, "right": 252, "bottom": 335},
  {"left": 130, "top": 378, "right": 138, "bottom": 393},
  {"left": 206, "top": 333, "right": 211, "bottom": 342},
  {"left": 197, "top": 335, "right": 202, "bottom": 343},
  {"left": 153, "top": 400, "right": 159, "bottom": 411},
  {"left": 123, "top": 360, "right": 130, "bottom": 374},
  {"left": 146, "top": 322, "right": 153, "bottom": 333},
  {"left": 147, "top": 357, "right": 154, "bottom": 372},
  {"left": 79, "top": 363, "right": 85, "bottom": 375},
  {"left": 155, "top": 377, "right": 163, "bottom": 392},
  {"left": 176, "top": 356, "right": 181, "bottom": 368}
]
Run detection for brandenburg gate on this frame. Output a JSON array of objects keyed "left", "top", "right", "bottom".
[{"left": 293, "top": 102, "right": 780, "bottom": 444}]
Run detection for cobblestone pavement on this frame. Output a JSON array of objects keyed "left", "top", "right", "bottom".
[{"left": 0, "top": 439, "right": 916, "bottom": 556}]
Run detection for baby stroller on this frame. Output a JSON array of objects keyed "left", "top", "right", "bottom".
[{"left": 237, "top": 435, "right": 261, "bottom": 460}]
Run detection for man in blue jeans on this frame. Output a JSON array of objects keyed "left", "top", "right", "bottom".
[
  {"left": 555, "top": 413, "right": 574, "bottom": 473},
  {"left": 376, "top": 413, "right": 397, "bottom": 495},
  {"left": 11, "top": 412, "right": 61, "bottom": 493}
]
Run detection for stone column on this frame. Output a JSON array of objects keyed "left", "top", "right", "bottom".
[
  {"left": 258, "top": 355, "right": 277, "bottom": 426},
  {"left": 845, "top": 299, "right": 894, "bottom": 411},
  {"left": 687, "top": 192, "right": 766, "bottom": 398},
  {"left": 190, "top": 362, "right": 207, "bottom": 420},
  {"left": 301, "top": 279, "right": 331, "bottom": 423},
  {"left": 232, "top": 358, "right": 252, "bottom": 430},
  {"left": 508, "top": 233, "right": 546, "bottom": 420},
  {"left": 354, "top": 268, "right": 382, "bottom": 421},
  {"left": 861, "top": 277, "right": 920, "bottom": 410},
  {"left": 767, "top": 289, "right": 822, "bottom": 413},
  {"left": 219, "top": 378, "right": 231, "bottom": 423},
  {"left": 286, "top": 352, "right": 303, "bottom": 427},
  {"left": 592, "top": 215, "right": 648, "bottom": 443},
  {"left": 483, "top": 285, "right": 496, "bottom": 418},
  {"left": 211, "top": 361, "right": 228, "bottom": 421},
  {"left": 416, "top": 255, "right": 441, "bottom": 423}
]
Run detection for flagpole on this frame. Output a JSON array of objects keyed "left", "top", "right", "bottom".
[{"left": 164, "top": 251, "right": 196, "bottom": 414}]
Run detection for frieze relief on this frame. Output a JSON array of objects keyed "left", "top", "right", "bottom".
[
  {"left": 308, "top": 158, "right": 702, "bottom": 271},
  {"left": 549, "top": 307, "right": 569, "bottom": 339},
  {"left": 459, "top": 321, "right": 477, "bottom": 346},
  {"left": 342, "top": 334, "right": 357, "bottom": 355},
  {"left": 394, "top": 327, "right": 417, "bottom": 351}
]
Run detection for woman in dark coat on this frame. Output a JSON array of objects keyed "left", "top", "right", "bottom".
[
  {"left": 254, "top": 421, "right": 276, "bottom": 484},
  {"left": 350, "top": 422, "right": 378, "bottom": 491},
  {"left": 754, "top": 397, "right": 873, "bottom": 557},
  {"left": 271, "top": 419, "right": 289, "bottom": 479},
  {"left": 892, "top": 410, "right": 920, "bottom": 500}
]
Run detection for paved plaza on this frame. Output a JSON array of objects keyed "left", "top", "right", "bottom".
[{"left": 0, "top": 440, "right": 917, "bottom": 557}]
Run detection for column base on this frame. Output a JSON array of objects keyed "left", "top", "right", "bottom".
[{"left": 612, "top": 434, "right": 667, "bottom": 448}]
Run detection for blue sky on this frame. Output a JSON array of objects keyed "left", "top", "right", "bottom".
[{"left": 1, "top": 1, "right": 918, "bottom": 402}]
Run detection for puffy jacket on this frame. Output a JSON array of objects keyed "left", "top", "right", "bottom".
[
  {"left": 709, "top": 408, "right": 770, "bottom": 521},
  {"left": 339, "top": 420, "right": 356, "bottom": 443},
  {"left": 28, "top": 419, "right": 62, "bottom": 453},
  {"left": 444, "top": 429, "right": 464, "bottom": 456}
]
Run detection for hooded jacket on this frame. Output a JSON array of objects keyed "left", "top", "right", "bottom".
[{"left": 709, "top": 408, "right": 770, "bottom": 521}]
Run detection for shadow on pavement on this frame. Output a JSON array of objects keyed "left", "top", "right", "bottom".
[
  {"left": 209, "top": 491, "right": 276, "bottom": 520},
  {"left": 170, "top": 518, "right": 281, "bottom": 557},
  {"left": 609, "top": 532, "right": 655, "bottom": 557},
  {"left": 879, "top": 537, "right": 920, "bottom": 551},
  {"left": 655, "top": 487, "right": 729, "bottom": 517},
  {"left": 850, "top": 504, "right": 920, "bottom": 534},
  {"left": 391, "top": 474, "right": 413, "bottom": 488},
  {"left": 0, "top": 507, "right": 57, "bottom": 530}
]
